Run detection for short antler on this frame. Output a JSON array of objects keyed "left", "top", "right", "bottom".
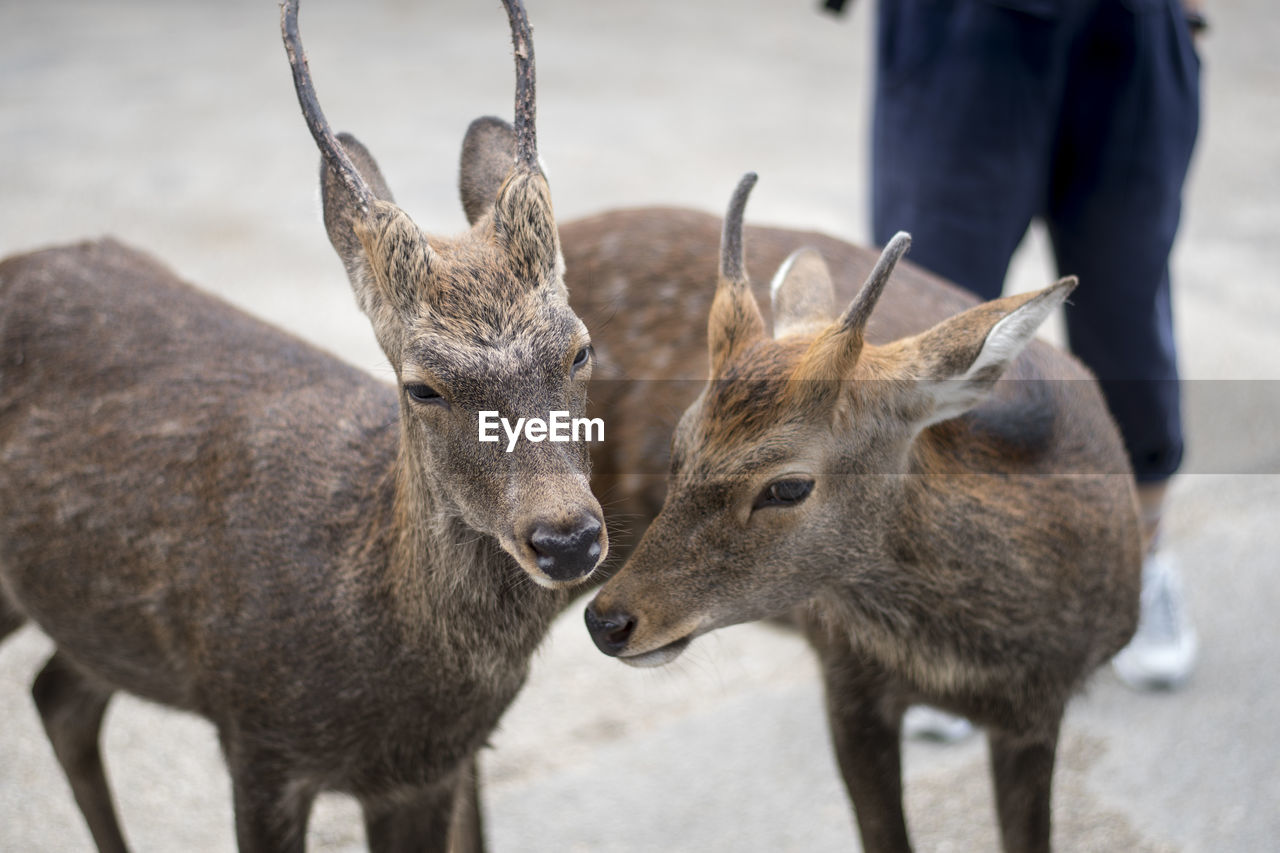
[
  {"left": 786, "top": 230, "right": 911, "bottom": 388},
  {"left": 501, "top": 0, "right": 538, "bottom": 171},
  {"left": 707, "top": 172, "right": 765, "bottom": 376},
  {"left": 838, "top": 231, "right": 910, "bottom": 338},
  {"left": 281, "top": 0, "right": 374, "bottom": 214},
  {"left": 720, "top": 172, "right": 759, "bottom": 285}
]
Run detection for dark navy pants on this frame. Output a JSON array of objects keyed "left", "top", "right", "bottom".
[{"left": 872, "top": 0, "right": 1200, "bottom": 481}]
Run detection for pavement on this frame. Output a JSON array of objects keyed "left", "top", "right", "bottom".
[{"left": 1, "top": 1, "right": 1278, "bottom": 850}]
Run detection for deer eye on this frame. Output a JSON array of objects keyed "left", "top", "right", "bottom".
[
  {"left": 752, "top": 478, "right": 814, "bottom": 510},
  {"left": 404, "top": 383, "right": 444, "bottom": 405},
  {"left": 571, "top": 344, "right": 593, "bottom": 376}
]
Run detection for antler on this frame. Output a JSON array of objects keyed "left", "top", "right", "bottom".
[
  {"left": 707, "top": 172, "right": 765, "bottom": 377},
  {"left": 720, "top": 172, "right": 759, "bottom": 285},
  {"left": 838, "top": 231, "right": 911, "bottom": 338},
  {"left": 281, "top": 0, "right": 374, "bottom": 215},
  {"left": 500, "top": 0, "right": 539, "bottom": 171}
]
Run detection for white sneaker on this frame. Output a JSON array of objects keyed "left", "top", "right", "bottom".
[
  {"left": 1112, "top": 550, "right": 1198, "bottom": 690},
  {"left": 902, "top": 706, "right": 974, "bottom": 743}
]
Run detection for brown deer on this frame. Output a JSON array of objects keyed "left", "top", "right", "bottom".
[
  {"left": 0, "top": 1, "right": 607, "bottom": 850},
  {"left": 580, "top": 174, "right": 1143, "bottom": 853}
]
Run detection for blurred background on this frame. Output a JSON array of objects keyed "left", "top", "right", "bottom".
[{"left": 1, "top": 0, "right": 1277, "bottom": 849}]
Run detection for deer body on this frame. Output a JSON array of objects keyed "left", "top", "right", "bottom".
[
  {"left": 0, "top": 2, "right": 607, "bottom": 850},
  {"left": 0, "top": 239, "right": 547, "bottom": 792},
  {"left": 582, "top": 178, "right": 1143, "bottom": 853}
]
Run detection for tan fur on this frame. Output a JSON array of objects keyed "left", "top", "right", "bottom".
[
  {"left": 707, "top": 279, "right": 767, "bottom": 377},
  {"left": 578, "top": 181, "right": 1141, "bottom": 853},
  {"left": 561, "top": 205, "right": 980, "bottom": 570}
]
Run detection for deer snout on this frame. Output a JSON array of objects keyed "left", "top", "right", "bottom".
[
  {"left": 584, "top": 602, "right": 636, "bottom": 656},
  {"left": 525, "top": 513, "right": 604, "bottom": 582},
  {"left": 583, "top": 596, "right": 696, "bottom": 667}
]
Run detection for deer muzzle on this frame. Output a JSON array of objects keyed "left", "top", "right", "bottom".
[
  {"left": 524, "top": 512, "right": 604, "bottom": 582},
  {"left": 583, "top": 598, "right": 698, "bottom": 668}
]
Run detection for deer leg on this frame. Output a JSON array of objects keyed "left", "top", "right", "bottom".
[
  {"left": 225, "top": 747, "right": 313, "bottom": 853},
  {"left": 363, "top": 777, "right": 463, "bottom": 853},
  {"left": 988, "top": 722, "right": 1060, "bottom": 853},
  {"left": 448, "top": 757, "right": 486, "bottom": 853},
  {"left": 817, "top": 648, "right": 912, "bottom": 853},
  {"left": 31, "top": 652, "right": 129, "bottom": 853}
]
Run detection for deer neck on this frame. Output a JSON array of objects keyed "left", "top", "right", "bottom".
[
  {"left": 375, "top": 437, "right": 566, "bottom": 661},
  {"left": 813, "top": 441, "right": 1002, "bottom": 693}
]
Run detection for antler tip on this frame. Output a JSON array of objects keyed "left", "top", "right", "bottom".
[{"left": 720, "top": 171, "right": 760, "bottom": 285}]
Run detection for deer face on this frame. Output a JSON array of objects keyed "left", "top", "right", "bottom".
[
  {"left": 334, "top": 151, "right": 605, "bottom": 589},
  {"left": 284, "top": 1, "right": 605, "bottom": 587},
  {"left": 585, "top": 175, "right": 1073, "bottom": 662},
  {"left": 584, "top": 339, "right": 901, "bottom": 665},
  {"left": 386, "top": 214, "right": 604, "bottom": 587}
]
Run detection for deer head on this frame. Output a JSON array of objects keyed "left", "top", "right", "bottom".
[
  {"left": 585, "top": 173, "right": 1074, "bottom": 663},
  {"left": 282, "top": 0, "right": 605, "bottom": 587}
]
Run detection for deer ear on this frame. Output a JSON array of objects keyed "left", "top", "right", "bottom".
[
  {"left": 353, "top": 201, "right": 433, "bottom": 319},
  {"left": 771, "top": 248, "right": 836, "bottom": 339},
  {"left": 321, "top": 132, "right": 397, "bottom": 282},
  {"left": 907, "top": 278, "right": 1076, "bottom": 427},
  {"left": 459, "top": 116, "right": 518, "bottom": 226},
  {"left": 492, "top": 166, "right": 562, "bottom": 290},
  {"left": 321, "top": 134, "right": 431, "bottom": 355}
]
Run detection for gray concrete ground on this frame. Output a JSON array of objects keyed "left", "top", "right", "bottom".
[{"left": 1, "top": 0, "right": 1277, "bottom": 850}]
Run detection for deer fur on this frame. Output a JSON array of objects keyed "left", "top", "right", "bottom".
[
  {"left": 0, "top": 2, "right": 606, "bottom": 851},
  {"left": 580, "top": 175, "right": 1143, "bottom": 853},
  {"left": 564, "top": 206, "right": 992, "bottom": 559}
]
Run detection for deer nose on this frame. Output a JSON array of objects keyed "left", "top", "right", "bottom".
[
  {"left": 527, "top": 514, "right": 603, "bottom": 581},
  {"left": 584, "top": 602, "right": 636, "bottom": 656}
]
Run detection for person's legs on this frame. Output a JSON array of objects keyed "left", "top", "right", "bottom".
[
  {"left": 1046, "top": 0, "right": 1201, "bottom": 688},
  {"left": 1048, "top": 0, "right": 1199, "bottom": 484},
  {"left": 871, "top": 0, "right": 1070, "bottom": 299}
]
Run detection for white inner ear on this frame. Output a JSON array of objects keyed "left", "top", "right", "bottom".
[
  {"left": 770, "top": 248, "right": 835, "bottom": 339},
  {"left": 961, "top": 292, "right": 1061, "bottom": 382},
  {"left": 920, "top": 289, "right": 1066, "bottom": 428},
  {"left": 769, "top": 250, "right": 801, "bottom": 300}
]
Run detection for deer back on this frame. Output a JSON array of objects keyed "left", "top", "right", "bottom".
[{"left": 0, "top": 240, "right": 402, "bottom": 704}]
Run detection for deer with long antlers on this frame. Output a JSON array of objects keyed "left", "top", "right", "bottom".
[{"left": 0, "top": 1, "right": 604, "bottom": 850}]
